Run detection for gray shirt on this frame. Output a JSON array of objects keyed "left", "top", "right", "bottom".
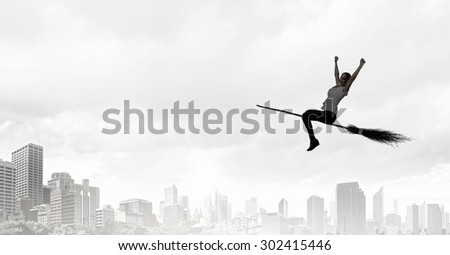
[{"left": 321, "top": 85, "right": 348, "bottom": 113}]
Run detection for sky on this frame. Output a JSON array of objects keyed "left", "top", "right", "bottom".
[{"left": 1, "top": 0, "right": 450, "bottom": 218}]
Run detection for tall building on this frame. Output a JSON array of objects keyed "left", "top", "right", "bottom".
[
  {"left": 307, "top": 195, "right": 324, "bottom": 234},
  {"left": 43, "top": 185, "right": 51, "bottom": 204},
  {"left": 406, "top": 204, "right": 419, "bottom": 235},
  {"left": 0, "top": 160, "right": 15, "bottom": 216},
  {"left": 336, "top": 182, "right": 366, "bottom": 235},
  {"left": 393, "top": 199, "right": 399, "bottom": 214},
  {"left": 278, "top": 198, "right": 288, "bottom": 218},
  {"left": 217, "top": 191, "right": 231, "bottom": 224},
  {"left": 48, "top": 172, "right": 100, "bottom": 227},
  {"left": 158, "top": 201, "right": 165, "bottom": 223},
  {"left": 119, "top": 198, "right": 156, "bottom": 227},
  {"left": 178, "top": 195, "right": 190, "bottom": 222},
  {"left": 245, "top": 197, "right": 258, "bottom": 217},
  {"left": 203, "top": 190, "right": 231, "bottom": 225},
  {"left": 329, "top": 201, "right": 337, "bottom": 227},
  {"left": 178, "top": 195, "right": 189, "bottom": 209},
  {"left": 12, "top": 143, "right": 43, "bottom": 207},
  {"left": 96, "top": 205, "right": 115, "bottom": 228},
  {"left": 373, "top": 187, "right": 384, "bottom": 231},
  {"left": 427, "top": 204, "right": 443, "bottom": 235},
  {"left": 419, "top": 201, "right": 427, "bottom": 233},
  {"left": 165, "top": 185, "right": 178, "bottom": 206}
]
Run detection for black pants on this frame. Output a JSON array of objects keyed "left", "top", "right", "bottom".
[{"left": 302, "top": 110, "right": 337, "bottom": 141}]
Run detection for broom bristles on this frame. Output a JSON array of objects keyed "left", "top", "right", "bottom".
[{"left": 346, "top": 124, "right": 411, "bottom": 146}]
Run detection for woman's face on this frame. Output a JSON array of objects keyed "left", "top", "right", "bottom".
[{"left": 340, "top": 74, "right": 350, "bottom": 85}]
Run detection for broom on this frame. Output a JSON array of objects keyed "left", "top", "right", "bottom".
[{"left": 256, "top": 104, "right": 411, "bottom": 146}]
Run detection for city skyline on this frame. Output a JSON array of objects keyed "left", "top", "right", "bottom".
[
  {"left": 1, "top": 143, "right": 450, "bottom": 235},
  {"left": 1, "top": 142, "right": 449, "bottom": 223}
]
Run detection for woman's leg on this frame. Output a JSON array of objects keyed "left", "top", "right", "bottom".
[{"left": 302, "top": 109, "right": 325, "bottom": 151}]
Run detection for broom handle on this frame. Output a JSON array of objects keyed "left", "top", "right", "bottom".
[{"left": 256, "top": 105, "right": 347, "bottom": 129}]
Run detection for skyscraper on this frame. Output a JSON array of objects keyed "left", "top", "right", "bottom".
[
  {"left": 42, "top": 185, "right": 51, "bottom": 204},
  {"left": 165, "top": 185, "right": 178, "bottom": 206},
  {"left": 373, "top": 187, "right": 384, "bottom": 231},
  {"left": 48, "top": 172, "right": 100, "bottom": 227},
  {"left": 336, "top": 182, "right": 366, "bottom": 235},
  {"left": 406, "top": 204, "right": 419, "bottom": 235},
  {"left": 203, "top": 190, "right": 231, "bottom": 225},
  {"left": 393, "top": 199, "right": 399, "bottom": 215},
  {"left": 307, "top": 195, "right": 324, "bottom": 234},
  {"left": 427, "top": 204, "right": 443, "bottom": 235},
  {"left": 419, "top": 201, "right": 427, "bottom": 233},
  {"left": 245, "top": 197, "right": 258, "bottom": 217},
  {"left": 12, "top": 143, "right": 43, "bottom": 207},
  {"left": 0, "top": 160, "right": 16, "bottom": 216},
  {"left": 178, "top": 195, "right": 189, "bottom": 209},
  {"left": 278, "top": 198, "right": 288, "bottom": 218}
]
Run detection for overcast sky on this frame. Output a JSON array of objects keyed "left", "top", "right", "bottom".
[{"left": 1, "top": 0, "right": 450, "bottom": 217}]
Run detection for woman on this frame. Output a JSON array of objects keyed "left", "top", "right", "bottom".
[{"left": 302, "top": 56, "right": 366, "bottom": 151}]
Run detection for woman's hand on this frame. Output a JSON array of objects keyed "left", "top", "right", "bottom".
[
  {"left": 335, "top": 56, "right": 339, "bottom": 62},
  {"left": 360, "top": 58, "right": 366, "bottom": 65}
]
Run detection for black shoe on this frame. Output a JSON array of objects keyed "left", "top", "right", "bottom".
[{"left": 307, "top": 139, "right": 320, "bottom": 151}]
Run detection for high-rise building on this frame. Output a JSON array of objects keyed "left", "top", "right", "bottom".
[
  {"left": 307, "top": 195, "right": 324, "bottom": 234},
  {"left": 48, "top": 172, "right": 100, "bottom": 227},
  {"left": 278, "top": 198, "right": 288, "bottom": 218},
  {"left": 0, "top": 160, "right": 16, "bottom": 217},
  {"left": 119, "top": 198, "right": 156, "bottom": 227},
  {"left": 406, "top": 204, "right": 419, "bottom": 235},
  {"left": 43, "top": 185, "right": 51, "bottom": 204},
  {"left": 215, "top": 191, "right": 231, "bottom": 224},
  {"left": 419, "top": 201, "right": 427, "bottom": 233},
  {"left": 336, "top": 182, "right": 366, "bottom": 235},
  {"left": 165, "top": 185, "right": 178, "bottom": 206},
  {"left": 373, "top": 187, "right": 384, "bottom": 231},
  {"left": 96, "top": 205, "right": 115, "bottom": 228},
  {"left": 393, "top": 199, "right": 399, "bottom": 215},
  {"left": 178, "top": 195, "right": 191, "bottom": 222},
  {"left": 12, "top": 143, "right": 43, "bottom": 207},
  {"left": 178, "top": 195, "right": 189, "bottom": 209},
  {"left": 203, "top": 190, "right": 231, "bottom": 225},
  {"left": 427, "top": 204, "right": 443, "bottom": 235},
  {"left": 329, "top": 201, "right": 337, "bottom": 226},
  {"left": 245, "top": 197, "right": 258, "bottom": 217},
  {"left": 158, "top": 201, "right": 165, "bottom": 223},
  {"left": 444, "top": 212, "right": 449, "bottom": 235}
]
